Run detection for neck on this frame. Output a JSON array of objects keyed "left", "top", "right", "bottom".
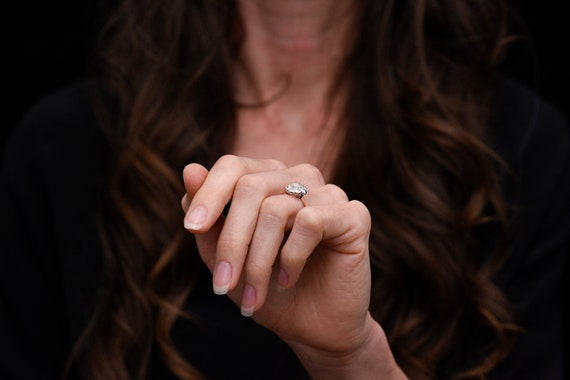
[{"left": 234, "top": 0, "right": 358, "bottom": 117}]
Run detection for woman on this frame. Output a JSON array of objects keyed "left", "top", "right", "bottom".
[{"left": 1, "top": 0, "right": 568, "bottom": 379}]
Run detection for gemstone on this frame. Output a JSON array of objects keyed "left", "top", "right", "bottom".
[{"left": 285, "top": 182, "right": 308, "bottom": 198}]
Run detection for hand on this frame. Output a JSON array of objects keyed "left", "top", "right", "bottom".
[{"left": 181, "top": 155, "right": 405, "bottom": 378}]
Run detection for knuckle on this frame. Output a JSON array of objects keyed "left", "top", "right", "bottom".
[
  {"left": 234, "top": 174, "right": 264, "bottom": 199},
  {"left": 295, "top": 163, "right": 324, "bottom": 185},
  {"left": 347, "top": 200, "right": 372, "bottom": 227},
  {"left": 216, "top": 234, "right": 247, "bottom": 256},
  {"left": 259, "top": 198, "right": 287, "bottom": 223},
  {"left": 295, "top": 208, "right": 325, "bottom": 234},
  {"left": 265, "top": 159, "right": 287, "bottom": 170},
  {"left": 280, "top": 250, "right": 307, "bottom": 270},
  {"left": 244, "top": 256, "right": 272, "bottom": 281},
  {"left": 322, "top": 184, "right": 349, "bottom": 201},
  {"left": 260, "top": 197, "right": 281, "bottom": 216},
  {"left": 217, "top": 154, "right": 245, "bottom": 172}
]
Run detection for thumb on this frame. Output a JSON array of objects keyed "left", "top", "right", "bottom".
[
  {"left": 181, "top": 163, "right": 222, "bottom": 273},
  {"left": 181, "top": 163, "right": 209, "bottom": 212}
]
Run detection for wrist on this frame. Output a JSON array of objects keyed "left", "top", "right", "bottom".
[{"left": 289, "top": 314, "right": 407, "bottom": 380}]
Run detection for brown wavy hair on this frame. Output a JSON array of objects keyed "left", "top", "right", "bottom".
[{"left": 67, "top": 0, "right": 519, "bottom": 379}]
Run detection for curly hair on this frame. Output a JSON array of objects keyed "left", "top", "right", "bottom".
[{"left": 66, "top": 1, "right": 519, "bottom": 379}]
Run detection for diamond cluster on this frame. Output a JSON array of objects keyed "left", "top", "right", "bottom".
[{"left": 285, "top": 182, "right": 308, "bottom": 198}]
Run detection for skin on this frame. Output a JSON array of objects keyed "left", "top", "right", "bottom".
[
  {"left": 231, "top": 0, "right": 357, "bottom": 176},
  {"left": 181, "top": 1, "right": 408, "bottom": 378}
]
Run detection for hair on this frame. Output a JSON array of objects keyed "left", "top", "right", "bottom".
[{"left": 67, "top": 0, "right": 519, "bottom": 379}]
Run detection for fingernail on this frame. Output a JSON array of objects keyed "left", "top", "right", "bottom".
[
  {"left": 276, "top": 268, "right": 289, "bottom": 291},
  {"left": 213, "top": 261, "right": 231, "bottom": 295},
  {"left": 241, "top": 284, "right": 256, "bottom": 317},
  {"left": 184, "top": 206, "right": 207, "bottom": 230}
]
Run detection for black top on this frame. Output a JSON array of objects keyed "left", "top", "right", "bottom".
[{"left": 1, "top": 78, "right": 568, "bottom": 379}]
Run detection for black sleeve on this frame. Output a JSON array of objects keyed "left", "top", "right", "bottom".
[
  {"left": 490, "top": 80, "right": 570, "bottom": 379},
  {"left": 0, "top": 81, "right": 105, "bottom": 379},
  {"left": 1, "top": 108, "right": 72, "bottom": 379}
]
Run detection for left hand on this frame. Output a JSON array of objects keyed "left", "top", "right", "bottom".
[{"left": 181, "top": 155, "right": 374, "bottom": 356}]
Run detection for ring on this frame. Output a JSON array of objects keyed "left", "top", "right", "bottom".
[{"left": 285, "top": 182, "right": 308, "bottom": 207}]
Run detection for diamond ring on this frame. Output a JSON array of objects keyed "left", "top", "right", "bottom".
[{"left": 285, "top": 182, "right": 308, "bottom": 207}]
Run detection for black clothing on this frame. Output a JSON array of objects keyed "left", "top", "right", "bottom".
[{"left": 1, "top": 78, "right": 569, "bottom": 379}]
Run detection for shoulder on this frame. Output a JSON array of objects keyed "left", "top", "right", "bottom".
[
  {"left": 5, "top": 80, "right": 102, "bottom": 162},
  {"left": 1, "top": 78, "right": 110, "bottom": 312},
  {"left": 1, "top": 79, "right": 111, "bottom": 258},
  {"left": 490, "top": 76, "right": 570, "bottom": 268},
  {"left": 20, "top": 80, "right": 96, "bottom": 123},
  {"left": 2, "top": 79, "right": 110, "bottom": 189},
  {"left": 0, "top": 81, "right": 108, "bottom": 378},
  {"left": 490, "top": 76, "right": 570, "bottom": 228},
  {"left": 488, "top": 77, "right": 569, "bottom": 378},
  {"left": 490, "top": 76, "right": 569, "bottom": 172}
]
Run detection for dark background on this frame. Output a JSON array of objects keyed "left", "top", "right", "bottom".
[
  {"left": 1, "top": 0, "right": 569, "bottom": 370},
  {"left": 4, "top": 1, "right": 100, "bottom": 155}
]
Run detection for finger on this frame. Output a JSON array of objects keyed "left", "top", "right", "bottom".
[
  {"left": 215, "top": 170, "right": 305, "bottom": 295},
  {"left": 183, "top": 155, "right": 286, "bottom": 232},
  {"left": 182, "top": 163, "right": 210, "bottom": 227},
  {"left": 240, "top": 194, "right": 300, "bottom": 316},
  {"left": 297, "top": 183, "right": 349, "bottom": 207},
  {"left": 233, "top": 183, "right": 347, "bottom": 303},
  {"left": 182, "top": 163, "right": 209, "bottom": 199},
  {"left": 215, "top": 164, "right": 327, "bottom": 268},
  {"left": 196, "top": 217, "right": 225, "bottom": 278},
  {"left": 199, "top": 161, "right": 325, "bottom": 298},
  {"left": 278, "top": 200, "right": 371, "bottom": 289},
  {"left": 183, "top": 163, "right": 209, "bottom": 193},
  {"left": 240, "top": 184, "right": 349, "bottom": 315},
  {"left": 181, "top": 163, "right": 226, "bottom": 287},
  {"left": 181, "top": 194, "right": 189, "bottom": 212}
]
